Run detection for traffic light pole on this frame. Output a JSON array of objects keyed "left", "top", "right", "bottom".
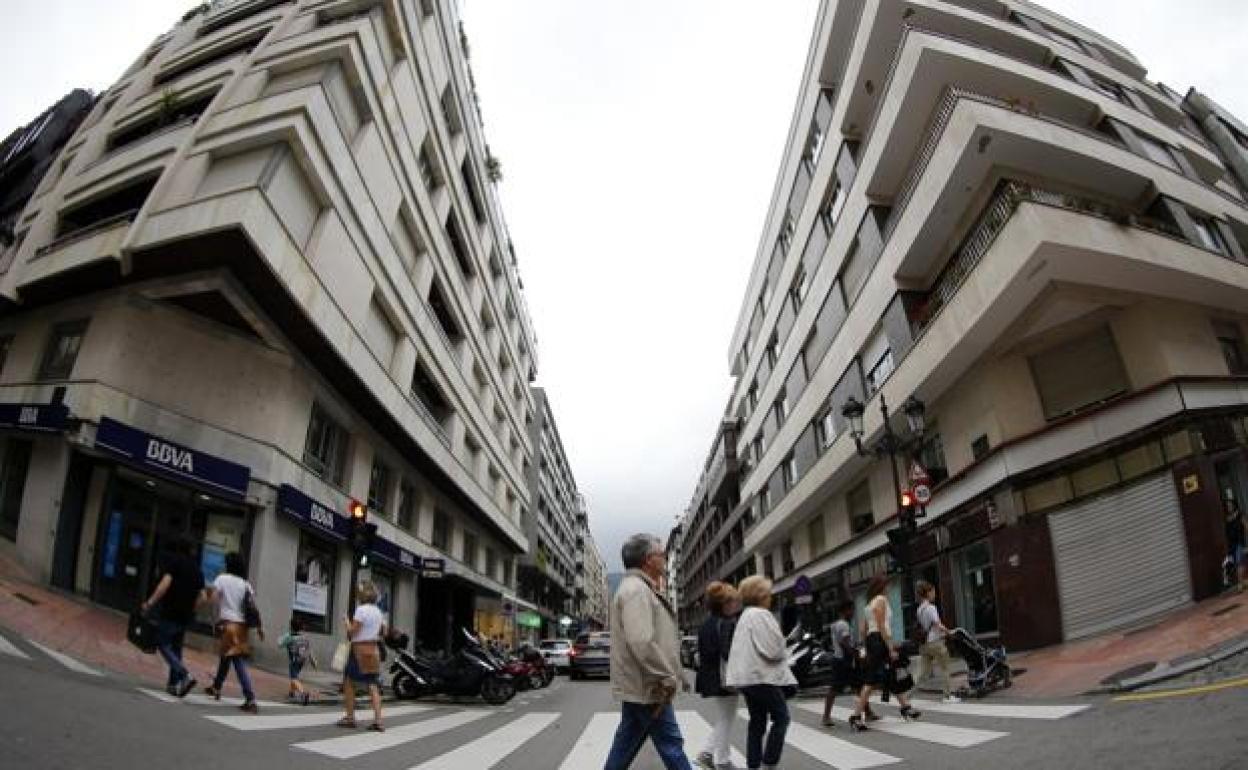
[{"left": 876, "top": 397, "right": 917, "bottom": 630}]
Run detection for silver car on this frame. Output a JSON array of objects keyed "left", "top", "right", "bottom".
[{"left": 539, "top": 638, "right": 573, "bottom": 672}]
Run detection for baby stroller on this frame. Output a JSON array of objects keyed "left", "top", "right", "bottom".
[{"left": 945, "top": 627, "right": 1011, "bottom": 698}]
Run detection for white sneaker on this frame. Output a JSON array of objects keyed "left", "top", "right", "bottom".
[{"left": 942, "top": 695, "right": 963, "bottom": 704}]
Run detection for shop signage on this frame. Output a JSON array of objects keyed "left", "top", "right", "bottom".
[
  {"left": 517, "top": 611, "right": 542, "bottom": 629},
  {"left": 96, "top": 417, "right": 251, "bottom": 499},
  {"left": 421, "top": 557, "right": 445, "bottom": 579},
  {"left": 0, "top": 402, "right": 69, "bottom": 432},
  {"left": 370, "top": 535, "right": 420, "bottom": 573},
  {"left": 277, "top": 484, "right": 350, "bottom": 542}
]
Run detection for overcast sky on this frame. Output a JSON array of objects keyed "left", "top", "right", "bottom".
[{"left": 2, "top": 1, "right": 1245, "bottom": 572}]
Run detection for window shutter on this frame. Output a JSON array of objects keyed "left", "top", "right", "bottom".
[{"left": 1029, "top": 326, "right": 1128, "bottom": 419}]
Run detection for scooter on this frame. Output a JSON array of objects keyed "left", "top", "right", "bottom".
[
  {"left": 785, "top": 625, "right": 840, "bottom": 690},
  {"left": 390, "top": 628, "right": 515, "bottom": 704}
]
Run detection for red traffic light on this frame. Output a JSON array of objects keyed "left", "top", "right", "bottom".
[
  {"left": 900, "top": 489, "right": 914, "bottom": 508},
  {"left": 349, "top": 500, "right": 367, "bottom": 520}
]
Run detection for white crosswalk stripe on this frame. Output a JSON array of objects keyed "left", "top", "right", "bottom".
[
  {"left": 675, "top": 710, "right": 748, "bottom": 767},
  {"left": 559, "top": 712, "right": 618, "bottom": 770},
  {"left": 292, "top": 709, "right": 490, "bottom": 760},
  {"left": 797, "top": 704, "right": 1008, "bottom": 748},
  {"left": 27, "top": 640, "right": 103, "bottom": 676},
  {"left": 0, "top": 630, "right": 31, "bottom": 659},
  {"left": 208, "top": 704, "right": 431, "bottom": 731},
  {"left": 778, "top": 715, "right": 903, "bottom": 769},
  {"left": 900, "top": 697, "right": 1090, "bottom": 720},
  {"left": 409, "top": 712, "right": 559, "bottom": 770}
]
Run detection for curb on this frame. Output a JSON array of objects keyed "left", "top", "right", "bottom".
[{"left": 1084, "top": 636, "right": 1248, "bottom": 695}]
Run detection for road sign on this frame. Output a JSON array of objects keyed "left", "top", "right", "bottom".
[
  {"left": 421, "top": 558, "right": 445, "bottom": 579},
  {"left": 793, "top": 575, "right": 813, "bottom": 597},
  {"left": 908, "top": 459, "right": 931, "bottom": 485},
  {"left": 913, "top": 483, "right": 932, "bottom": 505}
]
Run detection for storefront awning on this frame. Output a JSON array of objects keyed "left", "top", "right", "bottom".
[
  {"left": 0, "top": 402, "right": 69, "bottom": 433},
  {"left": 95, "top": 416, "right": 251, "bottom": 500}
]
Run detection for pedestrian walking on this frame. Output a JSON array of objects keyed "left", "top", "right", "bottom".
[
  {"left": 725, "top": 575, "right": 796, "bottom": 770},
  {"left": 279, "top": 616, "right": 318, "bottom": 705},
  {"left": 140, "top": 537, "right": 203, "bottom": 698},
  {"left": 820, "top": 599, "right": 859, "bottom": 726},
  {"left": 338, "top": 581, "right": 386, "bottom": 732},
  {"left": 1226, "top": 498, "right": 1246, "bottom": 592},
  {"left": 604, "top": 533, "right": 691, "bottom": 770},
  {"left": 848, "top": 574, "right": 920, "bottom": 732},
  {"left": 694, "top": 581, "right": 741, "bottom": 770},
  {"left": 915, "top": 581, "right": 961, "bottom": 703},
  {"left": 202, "top": 552, "right": 262, "bottom": 713}
]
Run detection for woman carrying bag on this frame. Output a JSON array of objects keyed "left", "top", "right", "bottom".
[
  {"left": 337, "top": 581, "right": 387, "bottom": 732},
  {"left": 848, "top": 574, "right": 921, "bottom": 732},
  {"left": 202, "top": 552, "right": 263, "bottom": 713}
]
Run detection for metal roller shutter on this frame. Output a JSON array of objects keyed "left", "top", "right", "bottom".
[{"left": 1048, "top": 473, "right": 1191, "bottom": 641}]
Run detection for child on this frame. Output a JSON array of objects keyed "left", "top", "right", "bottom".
[{"left": 279, "top": 617, "right": 317, "bottom": 705}]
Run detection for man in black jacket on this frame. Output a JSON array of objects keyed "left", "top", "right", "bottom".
[
  {"left": 141, "top": 538, "right": 203, "bottom": 697},
  {"left": 693, "top": 582, "right": 740, "bottom": 770}
]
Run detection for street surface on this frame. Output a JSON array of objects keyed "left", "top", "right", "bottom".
[{"left": 2, "top": 626, "right": 1246, "bottom": 769}]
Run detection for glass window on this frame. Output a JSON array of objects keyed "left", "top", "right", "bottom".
[
  {"left": 462, "top": 531, "right": 478, "bottom": 569},
  {"left": 774, "top": 390, "right": 789, "bottom": 426},
  {"left": 367, "top": 564, "right": 395, "bottom": 623},
  {"left": 781, "top": 541, "right": 795, "bottom": 573},
  {"left": 1022, "top": 475, "right": 1073, "bottom": 513},
  {"left": 432, "top": 509, "right": 450, "bottom": 550},
  {"left": 418, "top": 140, "right": 441, "bottom": 189},
  {"left": 1072, "top": 458, "right": 1119, "bottom": 497},
  {"left": 39, "top": 319, "right": 89, "bottom": 380},
  {"left": 397, "top": 479, "right": 417, "bottom": 530},
  {"left": 848, "top": 480, "right": 873, "bottom": 534},
  {"left": 820, "top": 182, "right": 846, "bottom": 234},
  {"left": 817, "top": 408, "right": 837, "bottom": 449},
  {"left": 782, "top": 454, "right": 798, "bottom": 487},
  {"left": 485, "top": 547, "right": 497, "bottom": 580},
  {"left": 953, "top": 540, "right": 999, "bottom": 636},
  {"left": 1190, "top": 213, "right": 1228, "bottom": 254},
  {"left": 762, "top": 553, "right": 774, "bottom": 580},
  {"left": 1137, "top": 132, "right": 1179, "bottom": 171},
  {"left": 789, "top": 265, "right": 809, "bottom": 310},
  {"left": 1116, "top": 441, "right": 1164, "bottom": 481},
  {"left": 293, "top": 531, "right": 336, "bottom": 634},
  {"left": 367, "top": 458, "right": 392, "bottom": 516},
  {"left": 865, "top": 348, "right": 895, "bottom": 396},
  {"left": 303, "top": 402, "right": 350, "bottom": 486},
  {"left": 807, "top": 514, "right": 825, "bottom": 559}
]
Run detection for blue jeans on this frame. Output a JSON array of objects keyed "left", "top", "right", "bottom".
[
  {"left": 603, "top": 702, "right": 692, "bottom": 770},
  {"left": 213, "top": 655, "right": 255, "bottom": 702},
  {"left": 741, "top": 685, "right": 790, "bottom": 769},
  {"left": 155, "top": 620, "right": 189, "bottom": 688}
]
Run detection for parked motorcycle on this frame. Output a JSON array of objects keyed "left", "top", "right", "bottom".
[
  {"left": 785, "top": 625, "right": 840, "bottom": 690},
  {"left": 389, "top": 628, "right": 516, "bottom": 704},
  {"left": 503, "top": 647, "right": 550, "bottom": 691}
]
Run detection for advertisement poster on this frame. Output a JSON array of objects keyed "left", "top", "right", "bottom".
[
  {"left": 200, "top": 545, "right": 226, "bottom": 585},
  {"left": 294, "top": 536, "right": 333, "bottom": 618}
]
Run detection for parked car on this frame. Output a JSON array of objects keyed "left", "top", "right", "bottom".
[
  {"left": 680, "top": 635, "right": 699, "bottom": 669},
  {"left": 539, "top": 638, "right": 573, "bottom": 672},
  {"left": 569, "top": 631, "right": 611, "bottom": 680}
]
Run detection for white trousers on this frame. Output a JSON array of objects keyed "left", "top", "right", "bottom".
[{"left": 701, "top": 693, "right": 740, "bottom": 765}]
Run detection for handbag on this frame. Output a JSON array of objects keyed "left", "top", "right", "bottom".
[
  {"left": 127, "top": 609, "right": 159, "bottom": 654},
  {"left": 243, "top": 587, "right": 262, "bottom": 629},
  {"left": 330, "top": 640, "right": 351, "bottom": 673}
]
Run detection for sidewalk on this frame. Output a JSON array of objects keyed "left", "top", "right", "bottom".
[
  {"left": 0, "top": 547, "right": 328, "bottom": 703},
  {"left": 915, "top": 590, "right": 1248, "bottom": 699}
]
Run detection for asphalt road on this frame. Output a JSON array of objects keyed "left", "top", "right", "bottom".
[{"left": 2, "top": 637, "right": 1247, "bottom": 769}]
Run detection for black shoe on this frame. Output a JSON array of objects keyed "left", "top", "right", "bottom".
[
  {"left": 849, "top": 714, "right": 868, "bottom": 732},
  {"left": 239, "top": 700, "right": 258, "bottom": 714},
  {"left": 899, "top": 705, "right": 922, "bottom": 721},
  {"left": 176, "top": 678, "right": 197, "bottom": 698}
]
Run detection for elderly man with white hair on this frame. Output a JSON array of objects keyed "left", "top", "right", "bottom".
[{"left": 603, "top": 532, "right": 691, "bottom": 770}]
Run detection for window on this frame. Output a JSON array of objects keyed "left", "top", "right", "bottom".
[
  {"left": 1028, "top": 326, "right": 1129, "bottom": 419},
  {"left": 971, "top": 434, "right": 991, "bottom": 461},
  {"left": 765, "top": 335, "right": 778, "bottom": 368},
  {"left": 153, "top": 30, "right": 266, "bottom": 87},
  {"left": 747, "top": 380, "right": 758, "bottom": 409},
  {"left": 807, "top": 515, "right": 825, "bottom": 559},
  {"left": 106, "top": 90, "right": 216, "bottom": 152},
  {"left": 847, "top": 480, "right": 873, "bottom": 535},
  {"left": 0, "top": 438, "right": 33, "bottom": 542},
  {"left": 789, "top": 266, "right": 809, "bottom": 310},
  {"left": 1213, "top": 320, "right": 1248, "bottom": 375},
  {"left": 363, "top": 296, "right": 399, "bottom": 366},
  {"left": 426, "top": 280, "right": 462, "bottom": 342},
  {"left": 817, "top": 407, "right": 837, "bottom": 449},
  {"left": 367, "top": 457, "right": 392, "bottom": 516},
  {"left": 1090, "top": 76, "right": 1128, "bottom": 105},
  {"left": 462, "top": 531, "right": 478, "bottom": 569},
  {"left": 782, "top": 453, "right": 798, "bottom": 488},
  {"left": 774, "top": 390, "right": 789, "bottom": 426},
  {"left": 781, "top": 541, "right": 795, "bottom": 574},
  {"left": 397, "top": 479, "right": 417, "bottom": 530},
  {"left": 762, "top": 554, "right": 774, "bottom": 580},
  {"left": 0, "top": 334, "right": 15, "bottom": 376},
  {"left": 445, "top": 211, "right": 474, "bottom": 278},
  {"left": 918, "top": 430, "right": 949, "bottom": 485},
  {"left": 462, "top": 159, "right": 486, "bottom": 222},
  {"left": 779, "top": 214, "right": 796, "bottom": 254},
  {"left": 819, "top": 182, "right": 845, "bottom": 234},
  {"left": 303, "top": 402, "right": 350, "bottom": 485},
  {"left": 3, "top": 111, "right": 54, "bottom": 165},
  {"left": 55, "top": 175, "right": 157, "bottom": 238},
  {"left": 293, "top": 531, "right": 336, "bottom": 633},
  {"left": 485, "top": 547, "right": 497, "bottom": 580},
  {"left": 1190, "top": 212, "right": 1228, "bottom": 254},
  {"left": 806, "top": 121, "right": 826, "bottom": 170},
  {"left": 1137, "top": 132, "right": 1179, "bottom": 171},
  {"left": 418, "top": 140, "right": 442, "bottom": 190},
  {"left": 432, "top": 509, "right": 450, "bottom": 550},
  {"left": 759, "top": 486, "right": 772, "bottom": 516},
  {"left": 38, "top": 319, "right": 89, "bottom": 381},
  {"left": 864, "top": 348, "right": 894, "bottom": 396},
  {"left": 420, "top": 0, "right": 435, "bottom": 17},
  {"left": 440, "top": 85, "right": 462, "bottom": 135}
]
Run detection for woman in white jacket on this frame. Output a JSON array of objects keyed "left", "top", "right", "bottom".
[{"left": 725, "top": 575, "right": 796, "bottom": 770}]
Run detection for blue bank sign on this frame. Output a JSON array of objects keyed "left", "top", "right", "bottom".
[
  {"left": 0, "top": 403, "right": 69, "bottom": 432},
  {"left": 95, "top": 417, "right": 251, "bottom": 500},
  {"left": 277, "top": 484, "right": 420, "bottom": 573}
]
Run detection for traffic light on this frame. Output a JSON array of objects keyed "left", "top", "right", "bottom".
[
  {"left": 898, "top": 488, "right": 918, "bottom": 533},
  {"left": 348, "top": 500, "right": 376, "bottom": 556},
  {"left": 884, "top": 527, "right": 910, "bottom": 575}
]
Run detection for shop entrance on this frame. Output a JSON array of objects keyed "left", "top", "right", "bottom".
[{"left": 93, "top": 467, "right": 248, "bottom": 616}]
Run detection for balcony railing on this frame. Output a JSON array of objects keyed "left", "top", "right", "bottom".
[{"left": 33, "top": 209, "right": 138, "bottom": 260}]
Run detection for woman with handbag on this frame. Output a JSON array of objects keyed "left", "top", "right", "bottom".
[
  {"left": 725, "top": 575, "right": 795, "bottom": 770},
  {"left": 693, "top": 581, "right": 740, "bottom": 770},
  {"left": 202, "top": 552, "right": 263, "bottom": 713},
  {"left": 848, "top": 574, "right": 920, "bottom": 732},
  {"left": 337, "top": 581, "right": 387, "bottom": 732}
]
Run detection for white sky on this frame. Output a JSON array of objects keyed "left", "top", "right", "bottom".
[{"left": 2, "top": 1, "right": 1245, "bottom": 572}]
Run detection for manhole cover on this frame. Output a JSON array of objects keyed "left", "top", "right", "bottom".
[
  {"left": 1211, "top": 603, "right": 1241, "bottom": 618},
  {"left": 1099, "top": 661, "right": 1156, "bottom": 685}
]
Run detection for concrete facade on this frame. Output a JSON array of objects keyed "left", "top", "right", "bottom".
[
  {"left": 0, "top": 0, "right": 547, "bottom": 668},
  {"left": 678, "top": 0, "right": 1248, "bottom": 650}
]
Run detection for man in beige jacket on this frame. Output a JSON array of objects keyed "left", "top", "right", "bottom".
[{"left": 604, "top": 533, "right": 692, "bottom": 770}]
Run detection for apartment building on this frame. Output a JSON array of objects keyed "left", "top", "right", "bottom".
[
  {"left": 579, "top": 526, "right": 609, "bottom": 631},
  {"left": 518, "top": 387, "right": 583, "bottom": 639},
  {"left": 680, "top": 0, "right": 1248, "bottom": 652},
  {"left": 0, "top": 0, "right": 542, "bottom": 666}
]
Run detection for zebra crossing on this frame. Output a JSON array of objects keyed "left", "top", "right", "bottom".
[{"left": 176, "top": 687, "right": 1090, "bottom": 769}]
